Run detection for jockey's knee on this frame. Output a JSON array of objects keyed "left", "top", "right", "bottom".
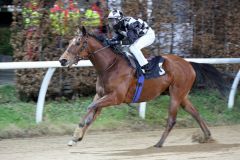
[{"left": 129, "top": 44, "right": 140, "bottom": 53}]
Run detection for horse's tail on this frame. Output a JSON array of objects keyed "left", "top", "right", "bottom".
[{"left": 190, "top": 62, "right": 229, "bottom": 97}]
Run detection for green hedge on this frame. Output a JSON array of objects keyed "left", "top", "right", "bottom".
[{"left": 0, "top": 27, "right": 13, "bottom": 56}]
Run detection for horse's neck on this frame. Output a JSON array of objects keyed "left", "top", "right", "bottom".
[{"left": 88, "top": 38, "right": 117, "bottom": 74}]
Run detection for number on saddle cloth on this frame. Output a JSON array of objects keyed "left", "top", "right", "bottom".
[{"left": 145, "top": 56, "right": 166, "bottom": 79}]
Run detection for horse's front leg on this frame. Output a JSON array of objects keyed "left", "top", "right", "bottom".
[
  {"left": 68, "top": 94, "right": 100, "bottom": 146},
  {"left": 68, "top": 107, "right": 101, "bottom": 146},
  {"left": 68, "top": 93, "right": 119, "bottom": 146}
]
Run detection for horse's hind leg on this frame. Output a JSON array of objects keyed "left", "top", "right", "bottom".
[
  {"left": 154, "top": 97, "right": 181, "bottom": 148},
  {"left": 181, "top": 96, "right": 212, "bottom": 141}
]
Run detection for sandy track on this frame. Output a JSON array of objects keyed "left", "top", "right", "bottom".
[{"left": 0, "top": 125, "right": 240, "bottom": 160}]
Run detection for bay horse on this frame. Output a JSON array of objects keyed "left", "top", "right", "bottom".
[{"left": 59, "top": 26, "right": 227, "bottom": 147}]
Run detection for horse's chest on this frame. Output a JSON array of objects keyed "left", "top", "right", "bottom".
[
  {"left": 96, "top": 86, "right": 105, "bottom": 96},
  {"left": 96, "top": 77, "right": 113, "bottom": 96}
]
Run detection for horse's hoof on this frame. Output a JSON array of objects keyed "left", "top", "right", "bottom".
[
  {"left": 153, "top": 144, "right": 162, "bottom": 148},
  {"left": 192, "top": 132, "right": 216, "bottom": 143},
  {"left": 68, "top": 140, "right": 77, "bottom": 146}
]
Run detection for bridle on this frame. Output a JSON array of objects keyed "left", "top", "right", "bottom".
[
  {"left": 75, "top": 35, "right": 117, "bottom": 73},
  {"left": 75, "top": 36, "right": 110, "bottom": 61}
]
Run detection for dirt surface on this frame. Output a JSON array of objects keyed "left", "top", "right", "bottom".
[{"left": 0, "top": 125, "right": 240, "bottom": 160}]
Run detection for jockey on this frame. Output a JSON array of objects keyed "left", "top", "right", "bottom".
[{"left": 107, "top": 10, "right": 155, "bottom": 73}]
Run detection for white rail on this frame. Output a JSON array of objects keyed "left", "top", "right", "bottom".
[
  {"left": 0, "top": 60, "right": 93, "bottom": 69},
  {"left": 0, "top": 58, "right": 239, "bottom": 122},
  {"left": 1, "top": 58, "right": 239, "bottom": 69},
  {"left": 228, "top": 70, "right": 240, "bottom": 109},
  {"left": 36, "top": 68, "right": 56, "bottom": 123},
  {"left": 185, "top": 58, "right": 240, "bottom": 64}
]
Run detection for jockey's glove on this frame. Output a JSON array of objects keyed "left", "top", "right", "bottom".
[{"left": 107, "top": 39, "right": 121, "bottom": 46}]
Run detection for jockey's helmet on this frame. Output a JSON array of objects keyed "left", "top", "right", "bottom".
[{"left": 108, "top": 10, "right": 123, "bottom": 29}]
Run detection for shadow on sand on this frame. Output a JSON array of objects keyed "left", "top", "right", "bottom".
[{"left": 108, "top": 143, "right": 240, "bottom": 156}]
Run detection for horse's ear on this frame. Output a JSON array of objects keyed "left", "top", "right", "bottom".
[{"left": 82, "top": 26, "right": 87, "bottom": 36}]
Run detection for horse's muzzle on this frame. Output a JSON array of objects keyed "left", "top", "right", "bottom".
[{"left": 59, "top": 59, "right": 68, "bottom": 66}]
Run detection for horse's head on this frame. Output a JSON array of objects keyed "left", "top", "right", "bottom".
[{"left": 59, "top": 26, "right": 90, "bottom": 67}]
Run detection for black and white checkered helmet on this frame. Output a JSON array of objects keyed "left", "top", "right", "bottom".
[{"left": 108, "top": 10, "right": 123, "bottom": 20}]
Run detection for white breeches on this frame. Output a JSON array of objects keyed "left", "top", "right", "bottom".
[{"left": 129, "top": 28, "right": 155, "bottom": 66}]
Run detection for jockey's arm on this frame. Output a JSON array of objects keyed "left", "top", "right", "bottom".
[
  {"left": 112, "top": 31, "right": 125, "bottom": 41},
  {"left": 107, "top": 31, "right": 125, "bottom": 46},
  {"left": 127, "top": 20, "right": 142, "bottom": 31},
  {"left": 126, "top": 20, "right": 142, "bottom": 44}
]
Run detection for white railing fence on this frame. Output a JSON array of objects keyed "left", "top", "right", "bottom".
[{"left": 0, "top": 58, "right": 239, "bottom": 123}]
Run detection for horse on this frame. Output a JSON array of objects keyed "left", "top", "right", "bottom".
[{"left": 59, "top": 26, "right": 227, "bottom": 147}]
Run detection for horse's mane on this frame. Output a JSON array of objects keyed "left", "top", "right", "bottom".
[
  {"left": 88, "top": 33, "right": 123, "bottom": 54},
  {"left": 88, "top": 33, "right": 107, "bottom": 45}
]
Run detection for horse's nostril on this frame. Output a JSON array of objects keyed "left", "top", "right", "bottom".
[{"left": 59, "top": 59, "right": 67, "bottom": 66}]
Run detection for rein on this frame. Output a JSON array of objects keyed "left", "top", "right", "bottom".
[
  {"left": 89, "top": 45, "right": 118, "bottom": 73},
  {"left": 101, "top": 56, "right": 117, "bottom": 73},
  {"left": 93, "top": 45, "right": 110, "bottom": 54}
]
